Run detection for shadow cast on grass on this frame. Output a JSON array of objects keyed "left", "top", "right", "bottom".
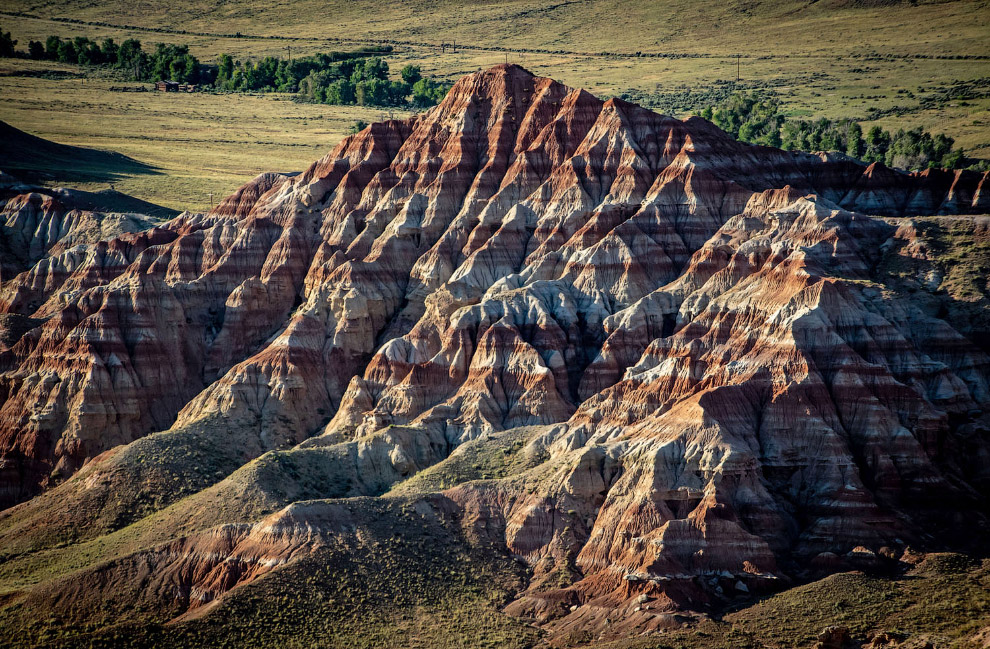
[{"left": 0, "top": 119, "right": 163, "bottom": 186}]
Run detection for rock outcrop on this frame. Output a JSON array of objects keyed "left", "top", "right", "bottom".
[{"left": 0, "top": 65, "right": 987, "bottom": 644}]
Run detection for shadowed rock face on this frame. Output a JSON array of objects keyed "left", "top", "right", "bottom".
[{"left": 0, "top": 65, "right": 988, "bottom": 641}]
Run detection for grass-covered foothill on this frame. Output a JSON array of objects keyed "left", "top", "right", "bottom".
[
  {"left": 875, "top": 214, "right": 990, "bottom": 353},
  {"left": 155, "top": 499, "right": 539, "bottom": 649},
  {"left": 882, "top": 216, "right": 990, "bottom": 304},
  {"left": 0, "top": 417, "right": 985, "bottom": 649},
  {"left": 0, "top": 496, "right": 542, "bottom": 649},
  {"left": 612, "top": 553, "right": 990, "bottom": 649},
  {"left": 0, "top": 409, "right": 984, "bottom": 649},
  {"left": 389, "top": 426, "right": 549, "bottom": 496}
]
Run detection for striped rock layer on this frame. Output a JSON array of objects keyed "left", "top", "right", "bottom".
[{"left": 0, "top": 65, "right": 988, "bottom": 638}]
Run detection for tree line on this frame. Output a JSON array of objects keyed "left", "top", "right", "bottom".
[
  {"left": 215, "top": 51, "right": 448, "bottom": 108},
  {"left": 0, "top": 26, "right": 449, "bottom": 108},
  {"left": 699, "top": 92, "right": 976, "bottom": 171},
  {"left": 1, "top": 28, "right": 202, "bottom": 83}
]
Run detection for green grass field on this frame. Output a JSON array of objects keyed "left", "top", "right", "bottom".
[{"left": 0, "top": 58, "right": 411, "bottom": 212}]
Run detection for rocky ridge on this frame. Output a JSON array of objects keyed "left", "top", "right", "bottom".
[{"left": 0, "top": 65, "right": 987, "bottom": 645}]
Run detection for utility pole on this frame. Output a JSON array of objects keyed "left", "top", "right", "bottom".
[
  {"left": 287, "top": 45, "right": 291, "bottom": 62},
  {"left": 736, "top": 54, "right": 740, "bottom": 82}
]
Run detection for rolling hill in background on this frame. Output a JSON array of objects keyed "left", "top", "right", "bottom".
[
  {"left": 4, "top": 0, "right": 989, "bottom": 58},
  {"left": 0, "top": 64, "right": 988, "bottom": 648}
]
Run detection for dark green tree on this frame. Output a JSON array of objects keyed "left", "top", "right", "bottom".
[
  {"left": 701, "top": 92, "right": 782, "bottom": 146},
  {"left": 351, "top": 57, "right": 388, "bottom": 83},
  {"left": 28, "top": 40, "right": 45, "bottom": 60},
  {"left": 77, "top": 39, "right": 104, "bottom": 65},
  {"left": 274, "top": 60, "right": 297, "bottom": 91},
  {"left": 780, "top": 120, "right": 807, "bottom": 152},
  {"left": 355, "top": 77, "right": 390, "bottom": 105},
  {"left": 116, "top": 39, "right": 146, "bottom": 79},
  {"left": 0, "top": 29, "right": 17, "bottom": 58},
  {"left": 411, "top": 78, "right": 447, "bottom": 107},
  {"left": 57, "top": 40, "right": 78, "bottom": 64},
  {"left": 216, "top": 53, "right": 235, "bottom": 89},
  {"left": 845, "top": 121, "right": 863, "bottom": 158},
  {"left": 100, "top": 38, "right": 118, "bottom": 65},
  {"left": 169, "top": 53, "right": 198, "bottom": 83},
  {"left": 324, "top": 78, "right": 356, "bottom": 104},
  {"left": 149, "top": 43, "right": 198, "bottom": 82},
  {"left": 941, "top": 148, "right": 964, "bottom": 169},
  {"left": 400, "top": 64, "right": 422, "bottom": 86},
  {"left": 863, "top": 125, "right": 890, "bottom": 163},
  {"left": 389, "top": 80, "right": 411, "bottom": 104},
  {"left": 45, "top": 35, "right": 62, "bottom": 59}
]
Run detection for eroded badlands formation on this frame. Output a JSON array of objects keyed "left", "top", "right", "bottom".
[{"left": 1, "top": 65, "right": 988, "bottom": 642}]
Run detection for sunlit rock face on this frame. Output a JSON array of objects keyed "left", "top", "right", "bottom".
[{"left": 0, "top": 65, "right": 987, "bottom": 639}]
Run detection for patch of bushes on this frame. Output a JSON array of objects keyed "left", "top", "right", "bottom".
[
  {"left": 10, "top": 29, "right": 203, "bottom": 83},
  {"left": 699, "top": 91, "right": 975, "bottom": 170},
  {"left": 0, "top": 27, "right": 16, "bottom": 58},
  {"left": 213, "top": 46, "right": 391, "bottom": 93},
  {"left": 293, "top": 58, "right": 449, "bottom": 108},
  {"left": 700, "top": 92, "right": 785, "bottom": 147}
]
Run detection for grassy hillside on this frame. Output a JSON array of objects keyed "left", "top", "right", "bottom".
[
  {"left": 0, "top": 497, "right": 541, "bottom": 649},
  {"left": 0, "top": 418, "right": 986, "bottom": 648},
  {"left": 592, "top": 554, "right": 990, "bottom": 649},
  {"left": 3, "top": 0, "right": 989, "bottom": 58}
]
